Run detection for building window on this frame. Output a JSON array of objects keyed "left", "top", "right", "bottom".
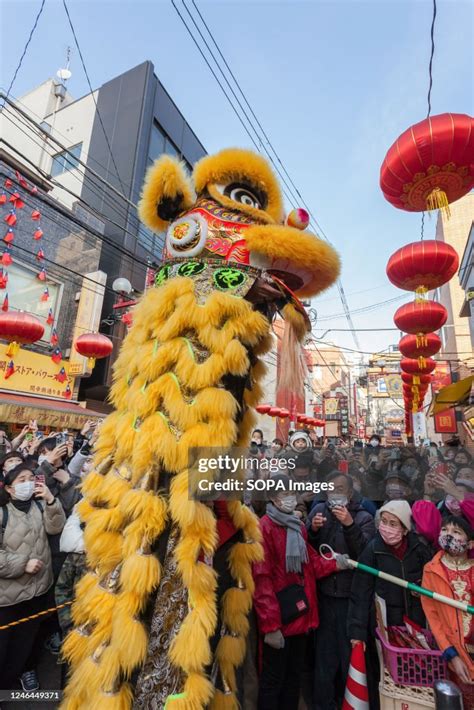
[
  {"left": 51, "top": 143, "right": 82, "bottom": 177},
  {"left": 6, "top": 262, "right": 62, "bottom": 344},
  {"left": 148, "top": 122, "right": 180, "bottom": 164}
]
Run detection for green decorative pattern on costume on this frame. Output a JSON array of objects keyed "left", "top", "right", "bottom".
[
  {"left": 213, "top": 267, "right": 247, "bottom": 291},
  {"left": 155, "top": 265, "right": 171, "bottom": 286},
  {"left": 177, "top": 261, "right": 206, "bottom": 277}
]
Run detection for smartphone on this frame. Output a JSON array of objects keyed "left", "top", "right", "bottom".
[
  {"left": 36, "top": 473, "right": 45, "bottom": 485},
  {"left": 56, "top": 432, "right": 68, "bottom": 445},
  {"left": 434, "top": 462, "right": 448, "bottom": 477},
  {"left": 35, "top": 431, "right": 43, "bottom": 439},
  {"left": 338, "top": 460, "right": 349, "bottom": 474}
]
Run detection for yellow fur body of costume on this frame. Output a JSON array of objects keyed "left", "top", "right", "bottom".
[{"left": 62, "top": 148, "right": 340, "bottom": 709}]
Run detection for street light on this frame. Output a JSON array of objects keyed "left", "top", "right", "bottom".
[{"left": 112, "top": 277, "right": 133, "bottom": 296}]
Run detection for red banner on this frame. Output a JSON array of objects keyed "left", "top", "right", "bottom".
[
  {"left": 434, "top": 408, "right": 457, "bottom": 433},
  {"left": 431, "top": 361, "right": 451, "bottom": 393}
]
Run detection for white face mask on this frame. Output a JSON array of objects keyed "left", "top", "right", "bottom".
[
  {"left": 12, "top": 480, "right": 35, "bottom": 501},
  {"left": 369, "top": 439, "right": 379, "bottom": 447},
  {"left": 37, "top": 454, "right": 47, "bottom": 464},
  {"left": 277, "top": 494, "right": 298, "bottom": 513}
]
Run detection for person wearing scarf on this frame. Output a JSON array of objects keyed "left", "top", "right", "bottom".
[
  {"left": 0, "top": 463, "right": 65, "bottom": 691},
  {"left": 252, "top": 474, "right": 348, "bottom": 710}
]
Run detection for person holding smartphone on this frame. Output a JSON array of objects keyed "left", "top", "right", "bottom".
[{"left": 0, "top": 463, "right": 65, "bottom": 691}]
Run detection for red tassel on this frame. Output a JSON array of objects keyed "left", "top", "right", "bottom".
[
  {"left": 36, "top": 248, "right": 45, "bottom": 261},
  {"left": 55, "top": 367, "right": 68, "bottom": 383},
  {"left": 37, "top": 267, "right": 47, "bottom": 281},
  {"left": 4, "top": 360, "right": 15, "bottom": 379},
  {"left": 50, "top": 328, "right": 58, "bottom": 346},
  {"left": 51, "top": 347, "right": 62, "bottom": 364},
  {"left": 40, "top": 287, "right": 49, "bottom": 302},
  {"left": 31, "top": 210, "right": 41, "bottom": 221},
  {"left": 4, "top": 211, "right": 16, "bottom": 227},
  {"left": 30, "top": 186, "right": 38, "bottom": 195},
  {"left": 46, "top": 308, "right": 54, "bottom": 325},
  {"left": 0, "top": 270, "right": 8, "bottom": 289},
  {"left": 0, "top": 193, "right": 6, "bottom": 205},
  {"left": 2, "top": 294, "right": 8, "bottom": 312},
  {"left": 33, "top": 229, "right": 43, "bottom": 240},
  {"left": 3, "top": 229, "right": 14, "bottom": 244},
  {"left": 1, "top": 251, "right": 12, "bottom": 266},
  {"left": 64, "top": 383, "right": 72, "bottom": 399},
  {"left": 4, "top": 179, "right": 13, "bottom": 188}
]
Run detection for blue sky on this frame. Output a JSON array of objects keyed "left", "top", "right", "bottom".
[{"left": 1, "top": 0, "right": 473, "bottom": 356}]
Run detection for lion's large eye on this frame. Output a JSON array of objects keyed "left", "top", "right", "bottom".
[{"left": 225, "top": 183, "right": 261, "bottom": 209}]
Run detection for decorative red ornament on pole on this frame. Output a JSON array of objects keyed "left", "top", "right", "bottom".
[
  {"left": 386, "top": 240, "right": 459, "bottom": 294},
  {"left": 400, "top": 357, "right": 437, "bottom": 376},
  {"left": 255, "top": 404, "right": 272, "bottom": 415},
  {"left": 0, "top": 311, "right": 44, "bottom": 375},
  {"left": 398, "top": 332, "right": 441, "bottom": 369},
  {"left": 401, "top": 372, "right": 432, "bottom": 386},
  {"left": 394, "top": 300, "right": 447, "bottom": 334},
  {"left": 380, "top": 113, "right": 474, "bottom": 217},
  {"left": 75, "top": 332, "right": 113, "bottom": 369}
]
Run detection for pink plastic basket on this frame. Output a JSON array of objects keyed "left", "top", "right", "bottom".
[{"left": 376, "top": 627, "right": 448, "bottom": 687}]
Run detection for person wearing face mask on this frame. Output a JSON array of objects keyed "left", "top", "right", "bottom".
[
  {"left": 0, "top": 451, "right": 24, "bottom": 486},
  {"left": 250, "top": 428, "right": 267, "bottom": 455},
  {"left": 421, "top": 516, "right": 474, "bottom": 703},
  {"left": 347, "top": 500, "right": 433, "bottom": 709},
  {"left": 0, "top": 463, "right": 65, "bottom": 691},
  {"left": 252, "top": 474, "right": 348, "bottom": 710},
  {"left": 383, "top": 469, "right": 413, "bottom": 502},
  {"left": 307, "top": 472, "right": 375, "bottom": 710}
]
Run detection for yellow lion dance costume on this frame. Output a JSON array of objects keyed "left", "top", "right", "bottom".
[{"left": 62, "top": 149, "right": 340, "bottom": 709}]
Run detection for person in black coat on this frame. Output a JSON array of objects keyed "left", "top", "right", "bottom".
[
  {"left": 347, "top": 499, "right": 434, "bottom": 710},
  {"left": 307, "top": 472, "right": 375, "bottom": 710}
]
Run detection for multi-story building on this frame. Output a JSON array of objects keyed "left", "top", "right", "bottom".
[
  {"left": 432, "top": 193, "right": 474, "bottom": 443},
  {"left": 1, "top": 61, "right": 207, "bottom": 407},
  {"left": 459, "top": 221, "right": 474, "bottom": 352}
]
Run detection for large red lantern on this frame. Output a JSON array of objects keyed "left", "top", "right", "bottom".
[
  {"left": 387, "top": 241, "right": 459, "bottom": 293},
  {"left": 268, "top": 407, "right": 281, "bottom": 417},
  {"left": 0, "top": 311, "right": 44, "bottom": 379},
  {"left": 256, "top": 404, "right": 271, "bottom": 415},
  {"left": 75, "top": 332, "right": 113, "bottom": 369},
  {"left": 400, "top": 357, "right": 437, "bottom": 376},
  {"left": 380, "top": 113, "right": 474, "bottom": 216},
  {"left": 279, "top": 408, "right": 290, "bottom": 420},
  {"left": 401, "top": 372, "right": 432, "bottom": 386},
  {"left": 394, "top": 300, "right": 447, "bottom": 334},
  {"left": 399, "top": 333, "right": 441, "bottom": 360}
]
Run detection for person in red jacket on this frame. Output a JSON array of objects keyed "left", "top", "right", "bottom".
[{"left": 252, "top": 474, "right": 348, "bottom": 710}]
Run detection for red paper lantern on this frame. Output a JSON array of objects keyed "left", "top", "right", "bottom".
[
  {"left": 399, "top": 333, "right": 441, "bottom": 360},
  {"left": 268, "top": 407, "right": 281, "bottom": 417},
  {"left": 401, "top": 372, "right": 432, "bottom": 386},
  {"left": 394, "top": 300, "right": 447, "bottom": 334},
  {"left": 0, "top": 311, "right": 44, "bottom": 364},
  {"left": 75, "top": 332, "right": 113, "bottom": 369},
  {"left": 400, "top": 357, "right": 437, "bottom": 375},
  {"left": 279, "top": 408, "right": 290, "bottom": 419},
  {"left": 380, "top": 113, "right": 474, "bottom": 215},
  {"left": 387, "top": 240, "right": 459, "bottom": 293},
  {"left": 0, "top": 311, "right": 44, "bottom": 346},
  {"left": 255, "top": 404, "right": 271, "bottom": 415}
]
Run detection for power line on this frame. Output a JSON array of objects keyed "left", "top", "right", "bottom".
[
  {"left": 426, "top": 0, "right": 437, "bottom": 119},
  {"left": 0, "top": 106, "right": 159, "bottom": 254},
  {"left": 173, "top": 0, "right": 362, "bottom": 350},
  {"left": 2, "top": 0, "right": 46, "bottom": 102},
  {"left": 61, "top": 0, "right": 127, "bottom": 197}
]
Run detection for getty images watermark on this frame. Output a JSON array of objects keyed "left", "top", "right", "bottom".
[{"left": 188, "top": 447, "right": 334, "bottom": 501}]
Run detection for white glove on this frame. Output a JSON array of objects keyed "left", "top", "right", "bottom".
[
  {"left": 335, "top": 553, "right": 352, "bottom": 570},
  {"left": 264, "top": 630, "right": 285, "bottom": 649}
]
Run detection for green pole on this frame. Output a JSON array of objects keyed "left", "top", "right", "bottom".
[{"left": 319, "top": 545, "right": 474, "bottom": 615}]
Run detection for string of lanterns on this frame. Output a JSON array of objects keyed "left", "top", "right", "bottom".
[{"left": 255, "top": 403, "right": 325, "bottom": 428}]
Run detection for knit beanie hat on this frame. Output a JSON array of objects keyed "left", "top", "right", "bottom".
[
  {"left": 379, "top": 500, "right": 412, "bottom": 530},
  {"left": 289, "top": 431, "right": 311, "bottom": 452}
]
